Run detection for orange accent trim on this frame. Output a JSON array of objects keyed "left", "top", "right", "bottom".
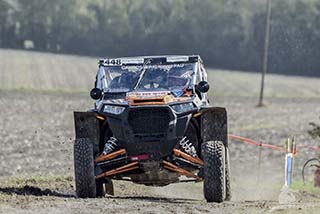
[
  {"left": 95, "top": 149, "right": 127, "bottom": 163},
  {"left": 132, "top": 101, "right": 166, "bottom": 106},
  {"left": 127, "top": 96, "right": 166, "bottom": 106},
  {"left": 173, "top": 149, "right": 204, "bottom": 166},
  {"left": 96, "top": 162, "right": 139, "bottom": 179},
  {"left": 163, "top": 160, "right": 201, "bottom": 180},
  {"left": 193, "top": 112, "right": 201, "bottom": 118},
  {"left": 184, "top": 90, "right": 193, "bottom": 97},
  {"left": 96, "top": 115, "right": 105, "bottom": 120}
]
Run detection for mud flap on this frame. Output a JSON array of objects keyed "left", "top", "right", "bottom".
[
  {"left": 200, "top": 107, "right": 228, "bottom": 147},
  {"left": 74, "top": 112, "right": 100, "bottom": 149}
]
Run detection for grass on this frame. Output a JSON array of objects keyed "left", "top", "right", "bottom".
[
  {"left": 207, "top": 69, "right": 320, "bottom": 98},
  {"left": 1, "top": 48, "right": 320, "bottom": 98},
  {"left": 0, "top": 86, "right": 88, "bottom": 95},
  {"left": 292, "top": 180, "right": 320, "bottom": 195},
  {"left": 0, "top": 49, "right": 97, "bottom": 93}
]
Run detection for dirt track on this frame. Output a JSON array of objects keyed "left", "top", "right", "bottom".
[{"left": 0, "top": 90, "right": 320, "bottom": 213}]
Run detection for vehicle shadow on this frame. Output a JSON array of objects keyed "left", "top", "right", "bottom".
[
  {"left": 0, "top": 185, "right": 74, "bottom": 198},
  {"left": 0, "top": 186, "right": 200, "bottom": 203},
  {"left": 110, "top": 195, "right": 200, "bottom": 204}
]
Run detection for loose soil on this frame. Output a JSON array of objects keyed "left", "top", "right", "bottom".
[{"left": 1, "top": 91, "right": 320, "bottom": 213}]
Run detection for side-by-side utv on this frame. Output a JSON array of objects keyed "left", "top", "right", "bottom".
[{"left": 73, "top": 55, "right": 231, "bottom": 202}]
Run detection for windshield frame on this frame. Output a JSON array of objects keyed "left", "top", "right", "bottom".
[{"left": 99, "top": 62, "right": 198, "bottom": 93}]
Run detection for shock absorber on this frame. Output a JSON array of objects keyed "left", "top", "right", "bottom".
[
  {"left": 179, "top": 136, "right": 198, "bottom": 158},
  {"left": 103, "top": 137, "right": 118, "bottom": 155}
]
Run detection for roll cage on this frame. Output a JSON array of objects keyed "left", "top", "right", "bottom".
[{"left": 95, "top": 55, "right": 207, "bottom": 91}]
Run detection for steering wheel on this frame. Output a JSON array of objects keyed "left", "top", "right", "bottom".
[{"left": 141, "top": 82, "right": 158, "bottom": 89}]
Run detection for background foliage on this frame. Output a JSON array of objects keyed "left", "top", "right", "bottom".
[{"left": 1, "top": 0, "right": 320, "bottom": 76}]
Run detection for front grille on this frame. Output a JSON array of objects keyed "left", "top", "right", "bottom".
[{"left": 128, "top": 108, "right": 170, "bottom": 134}]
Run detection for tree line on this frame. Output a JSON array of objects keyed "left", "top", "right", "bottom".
[{"left": 1, "top": 0, "right": 320, "bottom": 76}]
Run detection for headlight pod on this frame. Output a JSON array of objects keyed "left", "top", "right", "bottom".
[
  {"left": 171, "top": 103, "right": 195, "bottom": 113},
  {"left": 103, "top": 105, "right": 126, "bottom": 115}
]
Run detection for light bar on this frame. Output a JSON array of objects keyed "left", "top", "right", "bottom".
[
  {"left": 99, "top": 55, "right": 199, "bottom": 66},
  {"left": 166, "top": 56, "right": 189, "bottom": 63},
  {"left": 121, "top": 58, "right": 144, "bottom": 64}
]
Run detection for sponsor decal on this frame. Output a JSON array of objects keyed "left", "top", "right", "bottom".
[{"left": 127, "top": 91, "right": 170, "bottom": 98}]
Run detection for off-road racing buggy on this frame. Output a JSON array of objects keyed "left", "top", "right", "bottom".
[{"left": 73, "top": 55, "right": 231, "bottom": 202}]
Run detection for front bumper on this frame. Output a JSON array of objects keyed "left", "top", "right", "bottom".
[{"left": 105, "top": 105, "right": 192, "bottom": 159}]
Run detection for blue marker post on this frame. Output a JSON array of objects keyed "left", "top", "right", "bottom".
[
  {"left": 285, "top": 137, "right": 296, "bottom": 188},
  {"left": 279, "top": 137, "right": 297, "bottom": 204}
]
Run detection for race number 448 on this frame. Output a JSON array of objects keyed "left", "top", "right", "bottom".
[{"left": 104, "top": 59, "right": 122, "bottom": 65}]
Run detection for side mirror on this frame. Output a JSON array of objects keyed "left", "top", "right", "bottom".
[
  {"left": 196, "top": 81, "right": 210, "bottom": 93},
  {"left": 90, "top": 88, "right": 102, "bottom": 100}
]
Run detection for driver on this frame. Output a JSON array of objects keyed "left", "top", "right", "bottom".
[
  {"left": 139, "top": 68, "right": 167, "bottom": 89},
  {"left": 167, "top": 76, "right": 188, "bottom": 88},
  {"left": 109, "top": 71, "right": 139, "bottom": 90}
]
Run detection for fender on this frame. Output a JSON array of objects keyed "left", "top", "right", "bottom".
[
  {"left": 74, "top": 111, "right": 100, "bottom": 141},
  {"left": 200, "top": 107, "right": 228, "bottom": 147}
]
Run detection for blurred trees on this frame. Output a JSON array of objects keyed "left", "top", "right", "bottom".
[
  {"left": 1, "top": 0, "right": 320, "bottom": 76},
  {"left": 0, "top": 0, "right": 18, "bottom": 47}
]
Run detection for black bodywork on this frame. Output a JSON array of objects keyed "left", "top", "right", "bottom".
[
  {"left": 74, "top": 55, "right": 229, "bottom": 193},
  {"left": 74, "top": 105, "right": 227, "bottom": 183},
  {"left": 107, "top": 106, "right": 191, "bottom": 158}
]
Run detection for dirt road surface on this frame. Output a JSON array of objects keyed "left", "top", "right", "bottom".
[{"left": 1, "top": 90, "right": 320, "bottom": 213}]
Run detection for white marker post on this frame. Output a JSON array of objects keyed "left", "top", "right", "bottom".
[{"left": 284, "top": 137, "right": 296, "bottom": 187}]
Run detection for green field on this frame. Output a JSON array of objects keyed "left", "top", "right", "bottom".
[
  {"left": 0, "top": 49, "right": 96, "bottom": 92},
  {"left": 1, "top": 48, "right": 320, "bottom": 98}
]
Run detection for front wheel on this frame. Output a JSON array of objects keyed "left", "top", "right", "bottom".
[
  {"left": 202, "top": 141, "right": 226, "bottom": 203},
  {"left": 74, "top": 138, "right": 99, "bottom": 198}
]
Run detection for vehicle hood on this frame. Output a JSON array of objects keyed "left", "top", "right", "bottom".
[{"left": 126, "top": 91, "right": 193, "bottom": 106}]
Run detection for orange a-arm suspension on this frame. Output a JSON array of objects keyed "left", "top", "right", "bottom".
[
  {"left": 96, "top": 161, "right": 139, "bottom": 179},
  {"left": 163, "top": 160, "right": 202, "bottom": 180},
  {"left": 95, "top": 149, "right": 127, "bottom": 163},
  {"left": 173, "top": 149, "right": 204, "bottom": 166},
  {"left": 95, "top": 148, "right": 204, "bottom": 180}
]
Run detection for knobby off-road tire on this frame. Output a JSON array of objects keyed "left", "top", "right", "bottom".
[
  {"left": 225, "top": 146, "right": 231, "bottom": 201},
  {"left": 74, "top": 138, "right": 102, "bottom": 198},
  {"left": 202, "top": 141, "right": 226, "bottom": 203}
]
